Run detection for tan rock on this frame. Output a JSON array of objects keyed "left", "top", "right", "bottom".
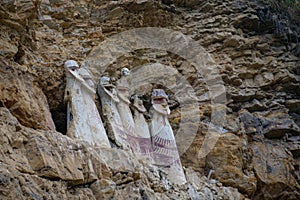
[
  {"left": 25, "top": 132, "right": 85, "bottom": 183},
  {"left": 286, "top": 99, "right": 300, "bottom": 113},
  {"left": 205, "top": 133, "right": 257, "bottom": 196},
  {"left": 0, "top": 39, "right": 18, "bottom": 58},
  {"left": 99, "top": 148, "right": 142, "bottom": 172},
  {"left": 254, "top": 72, "right": 274, "bottom": 87},
  {"left": 0, "top": 67, "right": 55, "bottom": 130},
  {"left": 0, "top": 0, "right": 300, "bottom": 199},
  {"left": 251, "top": 142, "right": 300, "bottom": 199},
  {"left": 231, "top": 88, "right": 256, "bottom": 102},
  {"left": 285, "top": 135, "right": 300, "bottom": 158},
  {"left": 274, "top": 69, "right": 298, "bottom": 83},
  {"left": 223, "top": 35, "right": 243, "bottom": 48},
  {"left": 90, "top": 179, "right": 116, "bottom": 199}
]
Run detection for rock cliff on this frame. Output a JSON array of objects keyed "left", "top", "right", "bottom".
[{"left": 0, "top": 0, "right": 299, "bottom": 199}]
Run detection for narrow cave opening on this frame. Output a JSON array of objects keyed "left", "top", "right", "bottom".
[{"left": 51, "top": 104, "right": 67, "bottom": 135}]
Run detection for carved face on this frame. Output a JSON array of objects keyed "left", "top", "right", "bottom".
[
  {"left": 133, "top": 95, "right": 147, "bottom": 113},
  {"left": 151, "top": 89, "right": 168, "bottom": 106},
  {"left": 64, "top": 60, "right": 79, "bottom": 71},
  {"left": 152, "top": 98, "right": 169, "bottom": 109},
  {"left": 100, "top": 76, "right": 110, "bottom": 85},
  {"left": 151, "top": 89, "right": 168, "bottom": 100},
  {"left": 121, "top": 67, "right": 130, "bottom": 76}
]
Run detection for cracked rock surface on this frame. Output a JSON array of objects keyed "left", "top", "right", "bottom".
[{"left": 0, "top": 0, "right": 300, "bottom": 199}]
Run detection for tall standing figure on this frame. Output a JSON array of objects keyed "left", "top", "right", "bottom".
[
  {"left": 116, "top": 68, "right": 139, "bottom": 153},
  {"left": 150, "top": 89, "right": 186, "bottom": 185},
  {"left": 97, "top": 76, "right": 129, "bottom": 149},
  {"left": 64, "top": 60, "right": 110, "bottom": 147},
  {"left": 133, "top": 95, "right": 153, "bottom": 160}
]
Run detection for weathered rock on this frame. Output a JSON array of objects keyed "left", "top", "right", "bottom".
[
  {"left": 26, "top": 135, "right": 83, "bottom": 182},
  {"left": 0, "top": 0, "right": 300, "bottom": 199},
  {"left": 162, "top": 0, "right": 201, "bottom": 7},
  {"left": 232, "top": 13, "right": 260, "bottom": 32},
  {"left": 286, "top": 99, "right": 300, "bottom": 114},
  {"left": 0, "top": 106, "right": 111, "bottom": 183},
  {"left": 185, "top": 167, "right": 246, "bottom": 200},
  {"left": 99, "top": 147, "right": 142, "bottom": 173},
  {"left": 223, "top": 35, "right": 243, "bottom": 48},
  {"left": 231, "top": 88, "right": 256, "bottom": 102},
  {"left": 0, "top": 39, "right": 18, "bottom": 58},
  {"left": 243, "top": 99, "right": 267, "bottom": 112},
  {"left": 239, "top": 109, "right": 261, "bottom": 135},
  {"left": 285, "top": 135, "right": 300, "bottom": 158},
  {"left": 274, "top": 69, "right": 298, "bottom": 84},
  {"left": 254, "top": 72, "right": 274, "bottom": 87},
  {"left": 260, "top": 110, "right": 300, "bottom": 139},
  {"left": 239, "top": 109, "right": 300, "bottom": 139},
  {"left": 205, "top": 133, "right": 257, "bottom": 196},
  {"left": 90, "top": 179, "right": 116, "bottom": 199},
  {"left": 0, "top": 66, "right": 55, "bottom": 130},
  {"left": 251, "top": 142, "right": 300, "bottom": 200}
]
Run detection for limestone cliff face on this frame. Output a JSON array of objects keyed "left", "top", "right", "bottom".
[{"left": 0, "top": 0, "right": 299, "bottom": 199}]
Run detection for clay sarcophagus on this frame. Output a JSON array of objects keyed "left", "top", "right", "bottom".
[
  {"left": 116, "top": 68, "right": 140, "bottom": 153},
  {"left": 97, "top": 76, "right": 129, "bottom": 149},
  {"left": 132, "top": 95, "right": 153, "bottom": 159},
  {"left": 64, "top": 60, "right": 110, "bottom": 147},
  {"left": 150, "top": 89, "right": 186, "bottom": 185}
]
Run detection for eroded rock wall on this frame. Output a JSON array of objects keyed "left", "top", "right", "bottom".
[{"left": 0, "top": 0, "right": 299, "bottom": 199}]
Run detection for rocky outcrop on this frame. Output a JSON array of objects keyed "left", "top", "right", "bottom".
[
  {"left": 0, "top": 63, "right": 55, "bottom": 130},
  {"left": 0, "top": 107, "right": 248, "bottom": 199},
  {"left": 205, "top": 133, "right": 257, "bottom": 196},
  {"left": 0, "top": 0, "right": 300, "bottom": 199},
  {"left": 251, "top": 142, "right": 300, "bottom": 199}
]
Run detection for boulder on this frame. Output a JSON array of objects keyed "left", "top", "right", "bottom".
[
  {"left": 251, "top": 142, "right": 300, "bottom": 200},
  {"left": 0, "top": 66, "right": 55, "bottom": 130},
  {"left": 205, "top": 133, "right": 257, "bottom": 196}
]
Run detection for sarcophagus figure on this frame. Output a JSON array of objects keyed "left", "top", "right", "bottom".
[
  {"left": 150, "top": 89, "right": 186, "bottom": 185},
  {"left": 97, "top": 76, "right": 129, "bottom": 149},
  {"left": 116, "top": 68, "right": 139, "bottom": 153},
  {"left": 64, "top": 60, "right": 110, "bottom": 147},
  {"left": 132, "top": 95, "right": 153, "bottom": 159}
]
